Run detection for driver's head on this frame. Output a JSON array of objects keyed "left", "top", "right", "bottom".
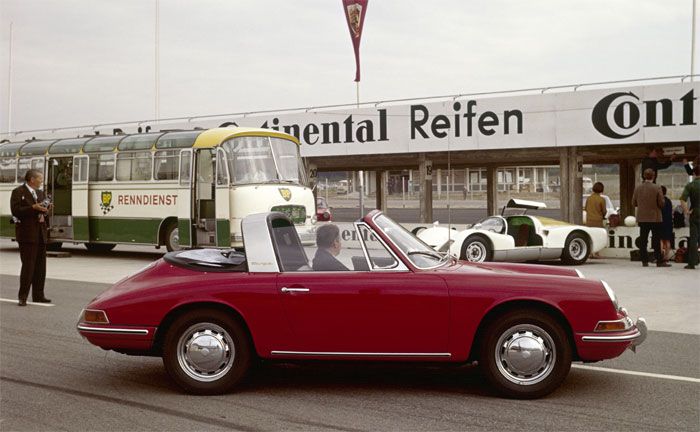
[{"left": 316, "top": 224, "right": 342, "bottom": 256}]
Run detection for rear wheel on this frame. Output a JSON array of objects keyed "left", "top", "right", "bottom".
[
  {"left": 84, "top": 243, "right": 116, "bottom": 252},
  {"left": 460, "top": 236, "right": 493, "bottom": 262},
  {"left": 162, "top": 309, "right": 251, "bottom": 395},
  {"left": 479, "top": 309, "right": 572, "bottom": 399},
  {"left": 561, "top": 233, "right": 589, "bottom": 265},
  {"left": 164, "top": 222, "right": 180, "bottom": 252}
]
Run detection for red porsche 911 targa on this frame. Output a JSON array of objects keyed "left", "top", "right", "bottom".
[{"left": 77, "top": 211, "right": 646, "bottom": 399}]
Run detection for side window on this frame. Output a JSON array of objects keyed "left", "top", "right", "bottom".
[
  {"left": 16, "top": 158, "right": 30, "bottom": 182},
  {"left": 0, "top": 158, "right": 16, "bottom": 183},
  {"left": 356, "top": 224, "right": 399, "bottom": 270},
  {"left": 88, "top": 154, "right": 115, "bottom": 181},
  {"left": 179, "top": 151, "right": 191, "bottom": 186},
  {"left": 116, "top": 151, "right": 152, "bottom": 181},
  {"left": 270, "top": 218, "right": 310, "bottom": 271},
  {"left": 216, "top": 149, "right": 228, "bottom": 185},
  {"left": 72, "top": 156, "right": 88, "bottom": 183},
  {"left": 154, "top": 149, "right": 179, "bottom": 180},
  {"left": 480, "top": 217, "right": 505, "bottom": 234}
]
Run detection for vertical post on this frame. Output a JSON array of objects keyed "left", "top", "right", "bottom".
[
  {"left": 359, "top": 170, "right": 364, "bottom": 218},
  {"left": 486, "top": 166, "right": 498, "bottom": 216},
  {"left": 559, "top": 148, "right": 571, "bottom": 222},
  {"left": 692, "top": 0, "right": 697, "bottom": 81},
  {"left": 619, "top": 160, "right": 637, "bottom": 218},
  {"left": 559, "top": 147, "right": 583, "bottom": 224},
  {"left": 375, "top": 170, "right": 388, "bottom": 213},
  {"left": 6, "top": 22, "right": 13, "bottom": 134},
  {"left": 155, "top": 0, "right": 160, "bottom": 122},
  {"left": 437, "top": 168, "right": 442, "bottom": 199},
  {"left": 419, "top": 154, "right": 433, "bottom": 223}
]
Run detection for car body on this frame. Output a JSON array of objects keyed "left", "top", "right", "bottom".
[
  {"left": 77, "top": 210, "right": 645, "bottom": 399},
  {"left": 418, "top": 199, "right": 607, "bottom": 265},
  {"left": 316, "top": 196, "right": 332, "bottom": 222}
]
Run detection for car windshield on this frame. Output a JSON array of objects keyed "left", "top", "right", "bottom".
[
  {"left": 373, "top": 214, "right": 447, "bottom": 269},
  {"left": 223, "top": 136, "right": 306, "bottom": 185}
]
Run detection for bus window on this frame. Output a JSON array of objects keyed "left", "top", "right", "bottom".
[
  {"left": 154, "top": 149, "right": 179, "bottom": 180},
  {"left": 156, "top": 131, "right": 201, "bottom": 149},
  {"left": 216, "top": 148, "right": 228, "bottom": 185},
  {"left": 88, "top": 154, "right": 115, "bottom": 181},
  {"left": 179, "top": 151, "right": 191, "bottom": 185},
  {"left": 270, "top": 137, "right": 305, "bottom": 184},
  {"left": 119, "top": 133, "right": 162, "bottom": 151},
  {"left": 16, "top": 158, "right": 30, "bottom": 182},
  {"left": 224, "top": 136, "right": 276, "bottom": 184},
  {"left": 0, "top": 158, "right": 15, "bottom": 183},
  {"left": 116, "top": 151, "right": 152, "bottom": 181}
]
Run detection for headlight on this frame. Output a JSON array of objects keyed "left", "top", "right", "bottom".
[{"left": 601, "top": 280, "right": 619, "bottom": 311}]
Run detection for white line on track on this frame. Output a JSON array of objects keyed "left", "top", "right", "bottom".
[
  {"left": 572, "top": 364, "right": 700, "bottom": 383},
  {"left": 0, "top": 298, "right": 55, "bottom": 307}
]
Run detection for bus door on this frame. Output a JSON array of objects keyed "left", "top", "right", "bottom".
[
  {"left": 193, "top": 148, "right": 216, "bottom": 247},
  {"left": 177, "top": 149, "right": 193, "bottom": 248},
  {"left": 71, "top": 155, "right": 89, "bottom": 241},
  {"left": 215, "top": 148, "right": 231, "bottom": 247},
  {"left": 47, "top": 156, "right": 74, "bottom": 240}
]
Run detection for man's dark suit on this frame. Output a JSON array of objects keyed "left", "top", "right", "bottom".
[
  {"left": 10, "top": 184, "right": 49, "bottom": 302},
  {"left": 312, "top": 248, "right": 349, "bottom": 271}
]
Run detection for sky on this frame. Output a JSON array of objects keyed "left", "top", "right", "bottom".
[{"left": 0, "top": 0, "right": 698, "bottom": 135}]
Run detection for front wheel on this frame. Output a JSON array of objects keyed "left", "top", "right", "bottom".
[
  {"left": 162, "top": 309, "right": 251, "bottom": 395},
  {"left": 561, "top": 233, "right": 589, "bottom": 265},
  {"left": 460, "top": 236, "right": 493, "bottom": 262},
  {"left": 479, "top": 310, "right": 572, "bottom": 399},
  {"left": 164, "top": 222, "right": 181, "bottom": 252}
]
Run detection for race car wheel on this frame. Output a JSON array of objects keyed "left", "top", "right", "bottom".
[
  {"left": 460, "top": 236, "right": 493, "bottom": 262},
  {"left": 479, "top": 309, "right": 572, "bottom": 399},
  {"left": 561, "top": 232, "right": 589, "bottom": 265},
  {"left": 163, "top": 309, "right": 252, "bottom": 395}
]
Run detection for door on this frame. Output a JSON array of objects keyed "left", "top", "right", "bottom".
[
  {"left": 214, "top": 148, "right": 231, "bottom": 247},
  {"left": 505, "top": 215, "right": 542, "bottom": 261},
  {"left": 276, "top": 271, "right": 450, "bottom": 355},
  {"left": 46, "top": 157, "right": 74, "bottom": 240},
  {"left": 71, "top": 155, "right": 89, "bottom": 241},
  {"left": 177, "top": 149, "right": 193, "bottom": 248},
  {"left": 193, "top": 148, "right": 216, "bottom": 246}
]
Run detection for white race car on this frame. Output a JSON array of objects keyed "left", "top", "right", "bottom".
[{"left": 418, "top": 199, "right": 607, "bottom": 265}]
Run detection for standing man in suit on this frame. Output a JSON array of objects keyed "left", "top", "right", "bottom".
[
  {"left": 312, "top": 224, "right": 349, "bottom": 271},
  {"left": 632, "top": 168, "right": 668, "bottom": 268},
  {"left": 10, "top": 169, "right": 52, "bottom": 306}
]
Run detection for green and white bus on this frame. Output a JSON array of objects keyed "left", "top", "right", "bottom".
[{"left": 0, "top": 127, "right": 316, "bottom": 251}]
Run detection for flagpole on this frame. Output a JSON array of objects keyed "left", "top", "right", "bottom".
[
  {"left": 358, "top": 81, "right": 364, "bottom": 217},
  {"left": 7, "top": 22, "right": 13, "bottom": 135}
]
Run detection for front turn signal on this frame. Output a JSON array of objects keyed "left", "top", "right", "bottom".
[
  {"left": 82, "top": 309, "right": 109, "bottom": 324},
  {"left": 594, "top": 317, "right": 632, "bottom": 332}
]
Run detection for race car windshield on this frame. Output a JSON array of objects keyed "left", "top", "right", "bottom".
[
  {"left": 223, "top": 136, "right": 306, "bottom": 185},
  {"left": 373, "top": 214, "right": 447, "bottom": 269}
]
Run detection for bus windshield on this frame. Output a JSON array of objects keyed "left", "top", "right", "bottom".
[{"left": 223, "top": 136, "right": 305, "bottom": 185}]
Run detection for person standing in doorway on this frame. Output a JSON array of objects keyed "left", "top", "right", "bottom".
[
  {"left": 632, "top": 168, "right": 667, "bottom": 267},
  {"left": 10, "top": 169, "right": 52, "bottom": 306},
  {"left": 680, "top": 165, "right": 700, "bottom": 270},
  {"left": 659, "top": 185, "right": 674, "bottom": 265}
]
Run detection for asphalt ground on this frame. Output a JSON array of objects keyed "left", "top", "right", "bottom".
[{"left": 1, "top": 240, "right": 699, "bottom": 431}]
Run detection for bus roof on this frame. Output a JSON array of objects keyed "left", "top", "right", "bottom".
[
  {"left": 192, "top": 128, "right": 300, "bottom": 148},
  {"left": 0, "top": 127, "right": 300, "bottom": 156}
]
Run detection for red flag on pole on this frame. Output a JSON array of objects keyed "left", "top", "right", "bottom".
[{"left": 342, "top": 0, "right": 368, "bottom": 82}]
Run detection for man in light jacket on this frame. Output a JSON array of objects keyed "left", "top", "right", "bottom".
[{"left": 632, "top": 168, "right": 667, "bottom": 267}]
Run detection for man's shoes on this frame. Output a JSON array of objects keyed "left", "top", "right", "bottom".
[
  {"left": 656, "top": 263, "right": 671, "bottom": 268},
  {"left": 685, "top": 265, "right": 696, "bottom": 269},
  {"left": 32, "top": 298, "right": 52, "bottom": 303},
  {"left": 17, "top": 299, "right": 27, "bottom": 306},
  {"left": 642, "top": 262, "right": 649, "bottom": 267}
]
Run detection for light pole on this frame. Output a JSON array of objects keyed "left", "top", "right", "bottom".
[
  {"left": 6, "top": 22, "right": 13, "bottom": 134},
  {"left": 692, "top": 0, "right": 697, "bottom": 81},
  {"left": 155, "top": 0, "right": 160, "bottom": 122}
]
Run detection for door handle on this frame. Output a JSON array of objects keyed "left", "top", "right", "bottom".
[{"left": 281, "top": 287, "right": 310, "bottom": 293}]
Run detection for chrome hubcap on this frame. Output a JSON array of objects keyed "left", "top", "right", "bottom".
[
  {"left": 169, "top": 228, "right": 181, "bottom": 250},
  {"left": 177, "top": 323, "right": 235, "bottom": 382},
  {"left": 466, "top": 241, "right": 486, "bottom": 262},
  {"left": 569, "top": 238, "right": 587, "bottom": 260},
  {"left": 495, "top": 324, "right": 556, "bottom": 385}
]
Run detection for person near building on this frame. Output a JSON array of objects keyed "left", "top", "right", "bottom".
[
  {"left": 10, "top": 169, "right": 52, "bottom": 306},
  {"left": 680, "top": 165, "right": 700, "bottom": 270},
  {"left": 641, "top": 147, "right": 676, "bottom": 183},
  {"left": 632, "top": 168, "right": 668, "bottom": 267},
  {"left": 659, "top": 185, "right": 674, "bottom": 264},
  {"left": 585, "top": 182, "right": 606, "bottom": 258}
]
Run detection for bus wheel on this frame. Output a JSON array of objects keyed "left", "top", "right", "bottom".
[
  {"left": 46, "top": 242, "right": 63, "bottom": 252},
  {"left": 84, "top": 243, "right": 116, "bottom": 252},
  {"left": 165, "top": 223, "right": 180, "bottom": 252}
]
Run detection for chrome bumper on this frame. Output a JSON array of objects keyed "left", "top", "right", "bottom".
[{"left": 580, "top": 317, "right": 647, "bottom": 352}]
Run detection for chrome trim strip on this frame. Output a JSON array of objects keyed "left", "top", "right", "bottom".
[
  {"left": 581, "top": 330, "right": 641, "bottom": 342},
  {"left": 270, "top": 351, "right": 451, "bottom": 358},
  {"left": 369, "top": 213, "right": 446, "bottom": 270},
  {"left": 77, "top": 324, "right": 149, "bottom": 335},
  {"left": 354, "top": 221, "right": 409, "bottom": 272}
]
